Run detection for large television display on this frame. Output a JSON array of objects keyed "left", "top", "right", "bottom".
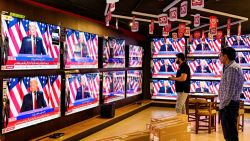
[
  {"left": 188, "top": 38, "right": 221, "bottom": 57},
  {"left": 126, "top": 70, "right": 143, "bottom": 97},
  {"left": 64, "top": 29, "right": 98, "bottom": 69},
  {"left": 65, "top": 73, "right": 100, "bottom": 115},
  {"left": 152, "top": 38, "right": 185, "bottom": 58},
  {"left": 1, "top": 14, "right": 60, "bottom": 70},
  {"left": 103, "top": 38, "right": 125, "bottom": 68},
  {"left": 188, "top": 59, "right": 223, "bottom": 80},
  {"left": 103, "top": 71, "right": 125, "bottom": 103},
  {"left": 226, "top": 35, "right": 250, "bottom": 51},
  {"left": 190, "top": 80, "right": 219, "bottom": 94},
  {"left": 151, "top": 79, "right": 177, "bottom": 100},
  {"left": 2, "top": 75, "right": 61, "bottom": 133},
  {"left": 129, "top": 45, "right": 143, "bottom": 67},
  {"left": 152, "top": 58, "right": 178, "bottom": 78},
  {"left": 235, "top": 52, "right": 250, "bottom": 69}
]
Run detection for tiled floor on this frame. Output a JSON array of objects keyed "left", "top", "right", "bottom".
[{"left": 81, "top": 107, "right": 250, "bottom": 141}]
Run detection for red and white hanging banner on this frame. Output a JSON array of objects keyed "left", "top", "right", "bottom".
[
  {"left": 209, "top": 28, "right": 217, "bottom": 35},
  {"left": 180, "top": 1, "right": 188, "bottom": 18},
  {"left": 172, "top": 32, "right": 178, "bottom": 40},
  {"left": 178, "top": 23, "right": 186, "bottom": 34},
  {"left": 191, "top": 0, "right": 204, "bottom": 9},
  {"left": 184, "top": 27, "right": 190, "bottom": 36},
  {"left": 158, "top": 14, "right": 168, "bottom": 26},
  {"left": 201, "top": 30, "right": 205, "bottom": 42},
  {"left": 105, "top": 11, "right": 112, "bottom": 26},
  {"left": 131, "top": 21, "right": 139, "bottom": 32},
  {"left": 109, "top": 3, "right": 115, "bottom": 12},
  {"left": 227, "top": 18, "right": 231, "bottom": 29},
  {"left": 227, "top": 29, "right": 230, "bottom": 37},
  {"left": 216, "top": 30, "right": 223, "bottom": 39},
  {"left": 189, "top": 34, "right": 193, "bottom": 42},
  {"left": 209, "top": 16, "right": 217, "bottom": 28},
  {"left": 169, "top": 7, "right": 178, "bottom": 21},
  {"left": 178, "top": 32, "right": 184, "bottom": 38},
  {"left": 194, "top": 14, "right": 200, "bottom": 27},
  {"left": 194, "top": 31, "right": 201, "bottom": 39},
  {"left": 238, "top": 23, "right": 241, "bottom": 36},
  {"left": 149, "top": 19, "right": 154, "bottom": 34},
  {"left": 162, "top": 27, "right": 169, "bottom": 37}
]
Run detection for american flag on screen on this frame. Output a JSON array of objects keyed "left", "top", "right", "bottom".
[
  {"left": 171, "top": 38, "right": 185, "bottom": 53},
  {"left": 153, "top": 80, "right": 162, "bottom": 95},
  {"left": 165, "top": 59, "right": 178, "bottom": 72},
  {"left": 114, "top": 76, "right": 125, "bottom": 93},
  {"left": 152, "top": 38, "right": 164, "bottom": 54},
  {"left": 166, "top": 80, "right": 176, "bottom": 93},
  {"left": 205, "top": 38, "right": 221, "bottom": 52},
  {"left": 67, "top": 75, "right": 81, "bottom": 104},
  {"left": 190, "top": 39, "right": 200, "bottom": 53},
  {"left": 103, "top": 39, "right": 110, "bottom": 60},
  {"left": 240, "top": 35, "right": 250, "bottom": 46},
  {"left": 243, "top": 70, "right": 250, "bottom": 81},
  {"left": 66, "top": 30, "right": 98, "bottom": 59},
  {"left": 188, "top": 60, "right": 199, "bottom": 74},
  {"left": 114, "top": 39, "right": 125, "bottom": 57},
  {"left": 153, "top": 59, "right": 164, "bottom": 74},
  {"left": 226, "top": 36, "right": 236, "bottom": 47},
  {"left": 6, "top": 76, "right": 61, "bottom": 118},
  {"left": 2, "top": 17, "right": 60, "bottom": 57},
  {"left": 243, "top": 88, "right": 250, "bottom": 100}
]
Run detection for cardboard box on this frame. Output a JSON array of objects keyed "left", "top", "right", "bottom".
[{"left": 93, "top": 131, "right": 150, "bottom": 141}]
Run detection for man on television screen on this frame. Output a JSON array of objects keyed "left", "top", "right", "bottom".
[
  {"left": 19, "top": 22, "right": 46, "bottom": 55},
  {"left": 160, "top": 60, "right": 174, "bottom": 72},
  {"left": 74, "top": 33, "right": 89, "bottom": 58},
  {"left": 195, "top": 81, "right": 209, "bottom": 93},
  {"left": 158, "top": 81, "right": 172, "bottom": 94},
  {"left": 76, "top": 76, "right": 90, "bottom": 100},
  {"left": 195, "top": 60, "right": 211, "bottom": 73},
  {"left": 20, "top": 79, "right": 47, "bottom": 112},
  {"left": 235, "top": 52, "right": 247, "bottom": 63}
]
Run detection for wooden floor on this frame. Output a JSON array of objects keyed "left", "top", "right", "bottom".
[{"left": 81, "top": 107, "right": 250, "bottom": 141}]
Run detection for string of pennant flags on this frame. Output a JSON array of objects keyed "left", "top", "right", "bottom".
[{"left": 104, "top": 0, "right": 246, "bottom": 40}]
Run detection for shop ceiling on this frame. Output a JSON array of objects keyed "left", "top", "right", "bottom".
[{"left": 32, "top": 0, "right": 250, "bottom": 36}]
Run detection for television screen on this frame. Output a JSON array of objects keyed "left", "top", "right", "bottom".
[
  {"left": 126, "top": 70, "right": 143, "bottom": 97},
  {"left": 243, "top": 70, "right": 250, "bottom": 87},
  {"left": 188, "top": 59, "right": 223, "bottom": 80},
  {"left": 64, "top": 29, "right": 98, "bottom": 69},
  {"left": 235, "top": 52, "right": 250, "bottom": 69},
  {"left": 151, "top": 79, "right": 177, "bottom": 100},
  {"left": 151, "top": 38, "right": 185, "bottom": 58},
  {"left": 103, "top": 71, "right": 125, "bottom": 103},
  {"left": 103, "top": 38, "right": 125, "bottom": 68},
  {"left": 1, "top": 14, "right": 60, "bottom": 70},
  {"left": 129, "top": 45, "right": 143, "bottom": 67},
  {"left": 152, "top": 58, "right": 178, "bottom": 78},
  {"left": 188, "top": 38, "right": 221, "bottom": 57},
  {"left": 2, "top": 75, "right": 61, "bottom": 133},
  {"left": 190, "top": 80, "right": 219, "bottom": 94},
  {"left": 242, "top": 87, "right": 250, "bottom": 105},
  {"left": 226, "top": 35, "right": 250, "bottom": 51},
  {"left": 65, "top": 73, "right": 100, "bottom": 115}
]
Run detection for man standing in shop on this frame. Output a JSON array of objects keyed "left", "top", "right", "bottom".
[
  {"left": 169, "top": 53, "right": 190, "bottom": 114},
  {"left": 219, "top": 47, "right": 244, "bottom": 141}
]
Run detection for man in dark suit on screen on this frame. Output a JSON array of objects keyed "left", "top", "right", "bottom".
[
  {"left": 235, "top": 52, "right": 247, "bottom": 64},
  {"left": 195, "top": 60, "right": 211, "bottom": 73},
  {"left": 158, "top": 81, "right": 172, "bottom": 94},
  {"left": 159, "top": 60, "right": 174, "bottom": 72},
  {"left": 20, "top": 79, "right": 47, "bottom": 112},
  {"left": 195, "top": 81, "right": 209, "bottom": 93},
  {"left": 76, "top": 76, "right": 90, "bottom": 100},
  {"left": 74, "top": 33, "right": 89, "bottom": 58},
  {"left": 19, "top": 22, "right": 46, "bottom": 55}
]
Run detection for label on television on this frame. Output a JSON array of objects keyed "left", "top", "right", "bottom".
[
  {"left": 1, "top": 14, "right": 60, "bottom": 70},
  {"left": 152, "top": 38, "right": 185, "bottom": 58},
  {"left": 64, "top": 29, "right": 98, "bottom": 69},
  {"left": 2, "top": 75, "right": 61, "bottom": 134}
]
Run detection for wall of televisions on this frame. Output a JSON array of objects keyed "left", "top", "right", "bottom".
[
  {"left": 0, "top": 12, "right": 144, "bottom": 134},
  {"left": 150, "top": 33, "right": 250, "bottom": 105}
]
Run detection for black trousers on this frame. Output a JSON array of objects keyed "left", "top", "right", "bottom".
[{"left": 220, "top": 100, "right": 240, "bottom": 141}]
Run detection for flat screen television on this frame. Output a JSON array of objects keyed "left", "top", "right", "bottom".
[
  {"left": 65, "top": 73, "right": 100, "bottom": 115},
  {"left": 103, "top": 38, "right": 125, "bottom": 68},
  {"left": 235, "top": 52, "right": 250, "bottom": 69},
  {"left": 126, "top": 70, "right": 142, "bottom": 97},
  {"left": 64, "top": 29, "right": 98, "bottom": 69},
  {"left": 129, "top": 45, "right": 143, "bottom": 67},
  {"left": 190, "top": 80, "right": 219, "bottom": 94},
  {"left": 243, "top": 70, "right": 250, "bottom": 87},
  {"left": 151, "top": 79, "right": 177, "bottom": 100},
  {"left": 2, "top": 75, "right": 61, "bottom": 133},
  {"left": 226, "top": 35, "right": 250, "bottom": 51},
  {"left": 151, "top": 38, "right": 185, "bottom": 58},
  {"left": 188, "top": 38, "right": 221, "bottom": 57},
  {"left": 152, "top": 58, "right": 178, "bottom": 78},
  {"left": 103, "top": 71, "right": 125, "bottom": 103},
  {"left": 1, "top": 13, "right": 60, "bottom": 70},
  {"left": 188, "top": 59, "right": 223, "bottom": 80}
]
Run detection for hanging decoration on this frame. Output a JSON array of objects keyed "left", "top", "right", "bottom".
[
  {"left": 158, "top": 14, "right": 168, "bottom": 26},
  {"left": 209, "top": 16, "right": 217, "bottom": 35},
  {"left": 189, "top": 34, "right": 193, "bottom": 42},
  {"left": 116, "top": 18, "right": 118, "bottom": 29},
  {"left": 184, "top": 27, "right": 190, "bottom": 36},
  {"left": 149, "top": 19, "right": 154, "bottom": 34},
  {"left": 194, "top": 31, "right": 201, "bottom": 39},
  {"left": 191, "top": 0, "right": 204, "bottom": 9},
  {"left": 227, "top": 18, "right": 231, "bottom": 37},
  {"left": 216, "top": 30, "right": 223, "bottom": 39},
  {"left": 131, "top": 17, "right": 139, "bottom": 32},
  {"left": 238, "top": 23, "right": 241, "bottom": 36},
  {"left": 178, "top": 23, "right": 186, "bottom": 38},
  {"left": 169, "top": 7, "right": 178, "bottom": 21},
  {"left": 180, "top": 1, "right": 188, "bottom": 18},
  {"left": 162, "top": 27, "right": 169, "bottom": 37},
  {"left": 105, "top": 10, "right": 112, "bottom": 26},
  {"left": 194, "top": 14, "right": 200, "bottom": 27},
  {"left": 110, "top": 3, "right": 115, "bottom": 12},
  {"left": 201, "top": 30, "right": 205, "bottom": 42}
]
